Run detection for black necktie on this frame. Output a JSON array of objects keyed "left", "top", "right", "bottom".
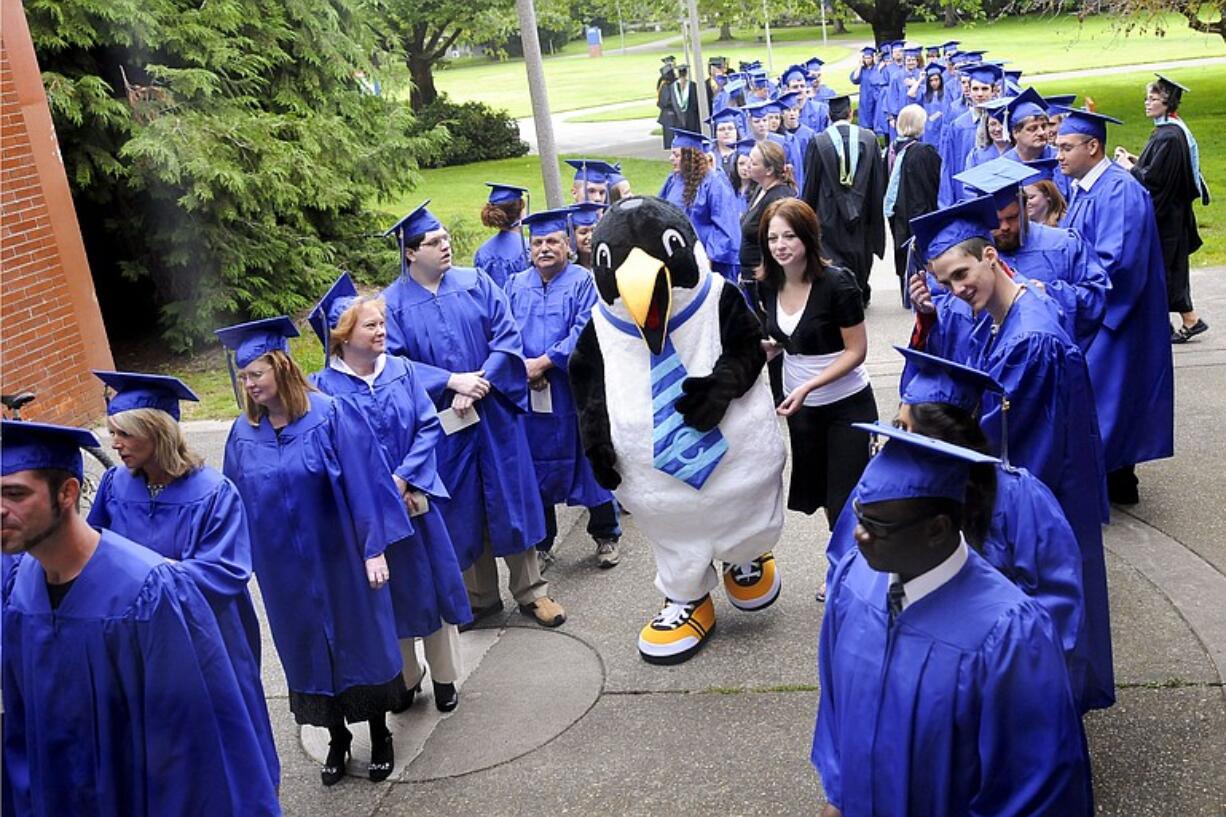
[{"left": 887, "top": 580, "right": 905, "bottom": 627}]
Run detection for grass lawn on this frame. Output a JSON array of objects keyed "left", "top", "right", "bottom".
[
  {"left": 1037, "top": 65, "right": 1225, "bottom": 265},
  {"left": 568, "top": 102, "right": 662, "bottom": 123}
]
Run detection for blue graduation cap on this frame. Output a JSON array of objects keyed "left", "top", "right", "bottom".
[
  {"left": 93, "top": 370, "right": 199, "bottom": 421},
  {"left": 903, "top": 46, "right": 922, "bottom": 59},
  {"left": 804, "top": 57, "right": 825, "bottom": 72},
  {"left": 1021, "top": 157, "right": 1060, "bottom": 184},
  {"left": 1, "top": 420, "right": 100, "bottom": 483},
  {"left": 215, "top": 316, "right": 299, "bottom": 370},
  {"left": 307, "top": 271, "right": 359, "bottom": 350},
  {"left": 724, "top": 77, "right": 747, "bottom": 95},
  {"left": 520, "top": 208, "right": 572, "bottom": 237},
  {"left": 384, "top": 201, "right": 441, "bottom": 244},
  {"left": 1005, "top": 87, "right": 1047, "bottom": 125},
  {"left": 962, "top": 62, "right": 1004, "bottom": 85},
  {"left": 1042, "top": 93, "right": 1076, "bottom": 112},
  {"left": 895, "top": 346, "right": 1003, "bottom": 413},
  {"left": 568, "top": 201, "right": 606, "bottom": 228},
  {"left": 1052, "top": 106, "right": 1123, "bottom": 142},
  {"left": 853, "top": 421, "right": 1000, "bottom": 505},
  {"left": 926, "top": 44, "right": 942, "bottom": 55},
  {"left": 924, "top": 63, "right": 944, "bottom": 78},
  {"left": 485, "top": 182, "right": 529, "bottom": 204},
  {"left": 909, "top": 195, "right": 1000, "bottom": 264},
  {"left": 942, "top": 40, "right": 961, "bottom": 51},
  {"left": 670, "top": 128, "right": 711, "bottom": 151},
  {"left": 780, "top": 64, "right": 808, "bottom": 85},
  {"left": 565, "top": 159, "right": 617, "bottom": 184},
  {"left": 743, "top": 99, "right": 781, "bottom": 119},
  {"left": 954, "top": 157, "right": 1037, "bottom": 209},
  {"left": 978, "top": 96, "right": 1011, "bottom": 122},
  {"left": 877, "top": 42, "right": 892, "bottom": 55},
  {"left": 748, "top": 71, "right": 770, "bottom": 89},
  {"left": 708, "top": 106, "right": 743, "bottom": 127},
  {"left": 775, "top": 91, "right": 804, "bottom": 110},
  {"left": 860, "top": 46, "right": 877, "bottom": 57},
  {"left": 734, "top": 137, "right": 757, "bottom": 157},
  {"left": 606, "top": 162, "right": 626, "bottom": 188}
]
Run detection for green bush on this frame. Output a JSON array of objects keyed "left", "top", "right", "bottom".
[{"left": 413, "top": 94, "right": 529, "bottom": 168}]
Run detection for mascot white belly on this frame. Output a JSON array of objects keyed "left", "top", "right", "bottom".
[{"left": 593, "top": 274, "right": 786, "bottom": 601}]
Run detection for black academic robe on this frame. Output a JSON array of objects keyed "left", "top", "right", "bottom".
[
  {"left": 802, "top": 122, "right": 887, "bottom": 302},
  {"left": 658, "top": 80, "right": 702, "bottom": 148},
  {"left": 1131, "top": 123, "right": 1204, "bottom": 313}
]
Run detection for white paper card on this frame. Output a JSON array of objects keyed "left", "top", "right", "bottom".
[
  {"left": 407, "top": 491, "right": 429, "bottom": 518},
  {"left": 530, "top": 383, "right": 553, "bottom": 414},
  {"left": 439, "top": 406, "right": 480, "bottom": 435}
]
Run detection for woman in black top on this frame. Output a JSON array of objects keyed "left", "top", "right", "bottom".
[
  {"left": 884, "top": 104, "right": 941, "bottom": 306},
  {"left": 739, "top": 140, "right": 797, "bottom": 281},
  {"left": 757, "top": 198, "right": 878, "bottom": 539}
]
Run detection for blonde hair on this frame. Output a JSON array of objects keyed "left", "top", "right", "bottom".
[
  {"left": 896, "top": 104, "right": 928, "bottom": 139},
  {"left": 243, "top": 350, "right": 314, "bottom": 426},
  {"left": 108, "top": 408, "right": 205, "bottom": 480},
  {"left": 328, "top": 296, "right": 385, "bottom": 360}
]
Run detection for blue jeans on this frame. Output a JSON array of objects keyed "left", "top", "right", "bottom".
[{"left": 537, "top": 500, "right": 621, "bottom": 552}]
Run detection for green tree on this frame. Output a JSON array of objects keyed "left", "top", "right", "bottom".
[
  {"left": 376, "top": 0, "right": 517, "bottom": 109},
  {"left": 28, "top": 0, "right": 442, "bottom": 349}
]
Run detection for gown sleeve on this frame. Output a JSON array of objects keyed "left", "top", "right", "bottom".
[
  {"left": 476, "top": 274, "right": 531, "bottom": 412},
  {"left": 135, "top": 564, "right": 281, "bottom": 816},
  {"left": 545, "top": 273, "right": 597, "bottom": 372},
  {"left": 85, "top": 467, "right": 117, "bottom": 529},
  {"left": 970, "top": 605, "right": 1090, "bottom": 816},
  {"left": 177, "top": 477, "right": 257, "bottom": 608},
  {"left": 812, "top": 555, "right": 851, "bottom": 810},
  {"left": 330, "top": 400, "right": 415, "bottom": 560},
  {"left": 393, "top": 365, "right": 450, "bottom": 500},
  {"left": 1030, "top": 230, "right": 1108, "bottom": 351},
  {"left": 1082, "top": 176, "right": 1155, "bottom": 332}
]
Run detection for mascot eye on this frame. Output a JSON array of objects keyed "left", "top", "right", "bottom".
[
  {"left": 661, "top": 228, "right": 687, "bottom": 258},
  {"left": 594, "top": 242, "right": 612, "bottom": 269}
]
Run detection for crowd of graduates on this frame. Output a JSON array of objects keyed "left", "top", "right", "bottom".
[{"left": 0, "top": 33, "right": 1212, "bottom": 817}]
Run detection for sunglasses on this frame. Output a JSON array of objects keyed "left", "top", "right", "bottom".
[{"left": 852, "top": 498, "right": 929, "bottom": 540}]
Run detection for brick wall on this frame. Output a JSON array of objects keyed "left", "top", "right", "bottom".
[{"left": 1, "top": 0, "right": 113, "bottom": 427}]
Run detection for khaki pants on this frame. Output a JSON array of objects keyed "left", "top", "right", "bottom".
[
  {"left": 462, "top": 544, "right": 548, "bottom": 609},
  {"left": 400, "top": 624, "right": 462, "bottom": 685}
]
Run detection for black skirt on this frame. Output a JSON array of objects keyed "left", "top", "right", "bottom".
[
  {"left": 289, "top": 672, "right": 408, "bottom": 727},
  {"left": 784, "top": 384, "right": 878, "bottom": 528}
]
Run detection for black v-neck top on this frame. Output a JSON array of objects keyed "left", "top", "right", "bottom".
[{"left": 758, "top": 265, "right": 865, "bottom": 355}]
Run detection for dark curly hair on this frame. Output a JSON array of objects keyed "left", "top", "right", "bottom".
[{"left": 481, "top": 199, "right": 524, "bottom": 230}]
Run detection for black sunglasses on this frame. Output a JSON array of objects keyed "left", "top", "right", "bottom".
[{"left": 852, "top": 498, "right": 930, "bottom": 540}]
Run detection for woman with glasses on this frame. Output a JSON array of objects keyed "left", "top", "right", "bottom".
[{"left": 217, "top": 316, "right": 415, "bottom": 786}]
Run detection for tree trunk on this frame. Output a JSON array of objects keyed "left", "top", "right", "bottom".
[
  {"left": 834, "top": 16, "right": 849, "bottom": 34},
  {"left": 944, "top": 0, "right": 957, "bottom": 28},
  {"left": 718, "top": 21, "right": 733, "bottom": 40},
  {"left": 408, "top": 55, "right": 439, "bottom": 110}
]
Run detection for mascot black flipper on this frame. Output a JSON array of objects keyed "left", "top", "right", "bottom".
[{"left": 570, "top": 196, "right": 787, "bottom": 665}]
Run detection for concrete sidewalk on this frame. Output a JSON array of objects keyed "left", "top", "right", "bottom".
[{"left": 179, "top": 261, "right": 1226, "bottom": 815}]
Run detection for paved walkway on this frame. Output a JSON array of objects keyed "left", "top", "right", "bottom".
[{"left": 183, "top": 263, "right": 1226, "bottom": 816}]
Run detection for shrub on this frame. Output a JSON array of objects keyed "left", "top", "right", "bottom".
[{"left": 412, "top": 94, "right": 529, "bottom": 168}]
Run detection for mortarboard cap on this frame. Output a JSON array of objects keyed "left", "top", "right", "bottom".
[
  {"left": 662, "top": 55, "right": 676, "bottom": 64},
  {"left": 1042, "top": 93, "right": 1076, "bottom": 112},
  {"left": 743, "top": 99, "right": 781, "bottom": 118},
  {"left": 708, "top": 106, "right": 743, "bottom": 126},
  {"left": 1004, "top": 87, "right": 1047, "bottom": 125},
  {"left": 942, "top": 40, "right": 961, "bottom": 50},
  {"left": 307, "top": 271, "right": 360, "bottom": 349},
  {"left": 385, "top": 201, "right": 442, "bottom": 245},
  {"left": 1053, "top": 107, "right": 1122, "bottom": 142},
  {"left": 895, "top": 346, "right": 1004, "bottom": 413},
  {"left": 963, "top": 62, "right": 1004, "bottom": 85},
  {"left": 805, "top": 57, "right": 825, "bottom": 71},
  {"left": 568, "top": 201, "right": 606, "bottom": 228},
  {"left": 214, "top": 316, "right": 299, "bottom": 369},
  {"left": 709, "top": 55, "right": 727, "bottom": 67},
  {"left": 724, "top": 78, "right": 747, "bottom": 95},
  {"left": 853, "top": 421, "right": 1000, "bottom": 505},
  {"left": 1, "top": 420, "right": 99, "bottom": 483},
  {"left": 565, "top": 159, "right": 618, "bottom": 184},
  {"left": 749, "top": 71, "right": 770, "bottom": 89},
  {"left": 926, "top": 44, "right": 942, "bottom": 54},
  {"left": 924, "top": 63, "right": 944, "bottom": 78},
  {"left": 1154, "top": 73, "right": 1189, "bottom": 94},
  {"left": 954, "top": 156, "right": 1038, "bottom": 209},
  {"left": 485, "top": 182, "right": 529, "bottom": 204},
  {"left": 903, "top": 47, "right": 922, "bottom": 58},
  {"left": 877, "top": 43, "right": 891, "bottom": 55},
  {"left": 860, "top": 46, "right": 877, "bottom": 56},
  {"left": 909, "top": 195, "right": 1000, "bottom": 263},
  {"left": 677, "top": 64, "right": 690, "bottom": 74},
  {"left": 734, "top": 137, "right": 758, "bottom": 157},
  {"left": 828, "top": 94, "right": 852, "bottom": 121},
  {"left": 780, "top": 64, "right": 808, "bottom": 85},
  {"left": 775, "top": 91, "right": 804, "bottom": 110},
  {"left": 670, "top": 128, "right": 711, "bottom": 151},
  {"left": 1020, "top": 157, "right": 1060, "bottom": 184},
  {"left": 93, "top": 371, "right": 199, "bottom": 421},
  {"left": 606, "top": 162, "right": 626, "bottom": 187},
  {"left": 520, "top": 208, "right": 572, "bottom": 238}
]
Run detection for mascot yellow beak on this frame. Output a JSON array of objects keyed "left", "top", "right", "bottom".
[{"left": 615, "top": 246, "right": 672, "bottom": 355}]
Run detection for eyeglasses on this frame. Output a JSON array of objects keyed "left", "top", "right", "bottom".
[
  {"left": 420, "top": 234, "right": 451, "bottom": 249},
  {"left": 236, "top": 368, "right": 270, "bottom": 384},
  {"left": 852, "top": 498, "right": 929, "bottom": 540},
  {"left": 1054, "top": 138, "right": 1093, "bottom": 155}
]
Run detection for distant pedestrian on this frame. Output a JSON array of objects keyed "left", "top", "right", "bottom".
[{"left": 884, "top": 104, "right": 942, "bottom": 304}]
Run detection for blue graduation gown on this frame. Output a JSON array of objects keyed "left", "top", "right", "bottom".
[
  {"left": 825, "top": 466, "right": 1084, "bottom": 685},
  {"left": 1061, "top": 162, "right": 1175, "bottom": 471},
  {"left": 920, "top": 93, "right": 948, "bottom": 148},
  {"left": 883, "top": 68, "right": 922, "bottom": 137},
  {"left": 813, "top": 547, "right": 1090, "bottom": 816},
  {"left": 473, "top": 229, "right": 529, "bottom": 289},
  {"left": 801, "top": 98, "right": 830, "bottom": 133},
  {"left": 938, "top": 109, "right": 978, "bottom": 205},
  {"left": 311, "top": 356, "right": 473, "bottom": 637},
  {"left": 2, "top": 533, "right": 281, "bottom": 816},
  {"left": 382, "top": 266, "right": 546, "bottom": 567},
  {"left": 967, "top": 142, "right": 1008, "bottom": 170},
  {"left": 658, "top": 170, "right": 742, "bottom": 280},
  {"left": 86, "top": 466, "right": 279, "bottom": 788},
  {"left": 967, "top": 286, "right": 1114, "bottom": 711},
  {"left": 850, "top": 65, "right": 884, "bottom": 133},
  {"left": 506, "top": 262, "right": 615, "bottom": 508},
  {"left": 999, "top": 223, "right": 1108, "bottom": 352},
  {"left": 1003, "top": 145, "right": 1072, "bottom": 201},
  {"left": 222, "top": 392, "right": 409, "bottom": 702},
  {"left": 785, "top": 123, "right": 818, "bottom": 193}
]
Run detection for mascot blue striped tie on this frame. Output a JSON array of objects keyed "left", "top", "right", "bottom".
[{"left": 650, "top": 338, "right": 728, "bottom": 489}]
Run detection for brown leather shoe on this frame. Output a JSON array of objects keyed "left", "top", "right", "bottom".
[{"left": 518, "top": 596, "right": 566, "bottom": 628}]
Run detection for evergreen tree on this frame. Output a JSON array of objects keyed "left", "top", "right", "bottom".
[{"left": 28, "top": 0, "right": 443, "bottom": 349}]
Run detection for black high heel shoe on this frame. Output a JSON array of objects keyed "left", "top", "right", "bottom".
[
  {"left": 320, "top": 733, "right": 352, "bottom": 786},
  {"left": 368, "top": 733, "right": 395, "bottom": 783},
  {"left": 433, "top": 681, "right": 459, "bottom": 713},
  {"left": 390, "top": 676, "right": 422, "bottom": 714}
]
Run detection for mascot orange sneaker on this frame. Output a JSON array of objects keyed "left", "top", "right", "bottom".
[
  {"left": 722, "top": 552, "right": 781, "bottom": 611},
  {"left": 638, "top": 595, "right": 717, "bottom": 665}
]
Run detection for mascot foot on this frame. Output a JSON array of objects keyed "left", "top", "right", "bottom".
[
  {"left": 722, "top": 552, "right": 781, "bottom": 611},
  {"left": 638, "top": 595, "right": 716, "bottom": 665}
]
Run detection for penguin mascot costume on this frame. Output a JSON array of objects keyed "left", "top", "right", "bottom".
[{"left": 569, "top": 196, "right": 787, "bottom": 664}]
